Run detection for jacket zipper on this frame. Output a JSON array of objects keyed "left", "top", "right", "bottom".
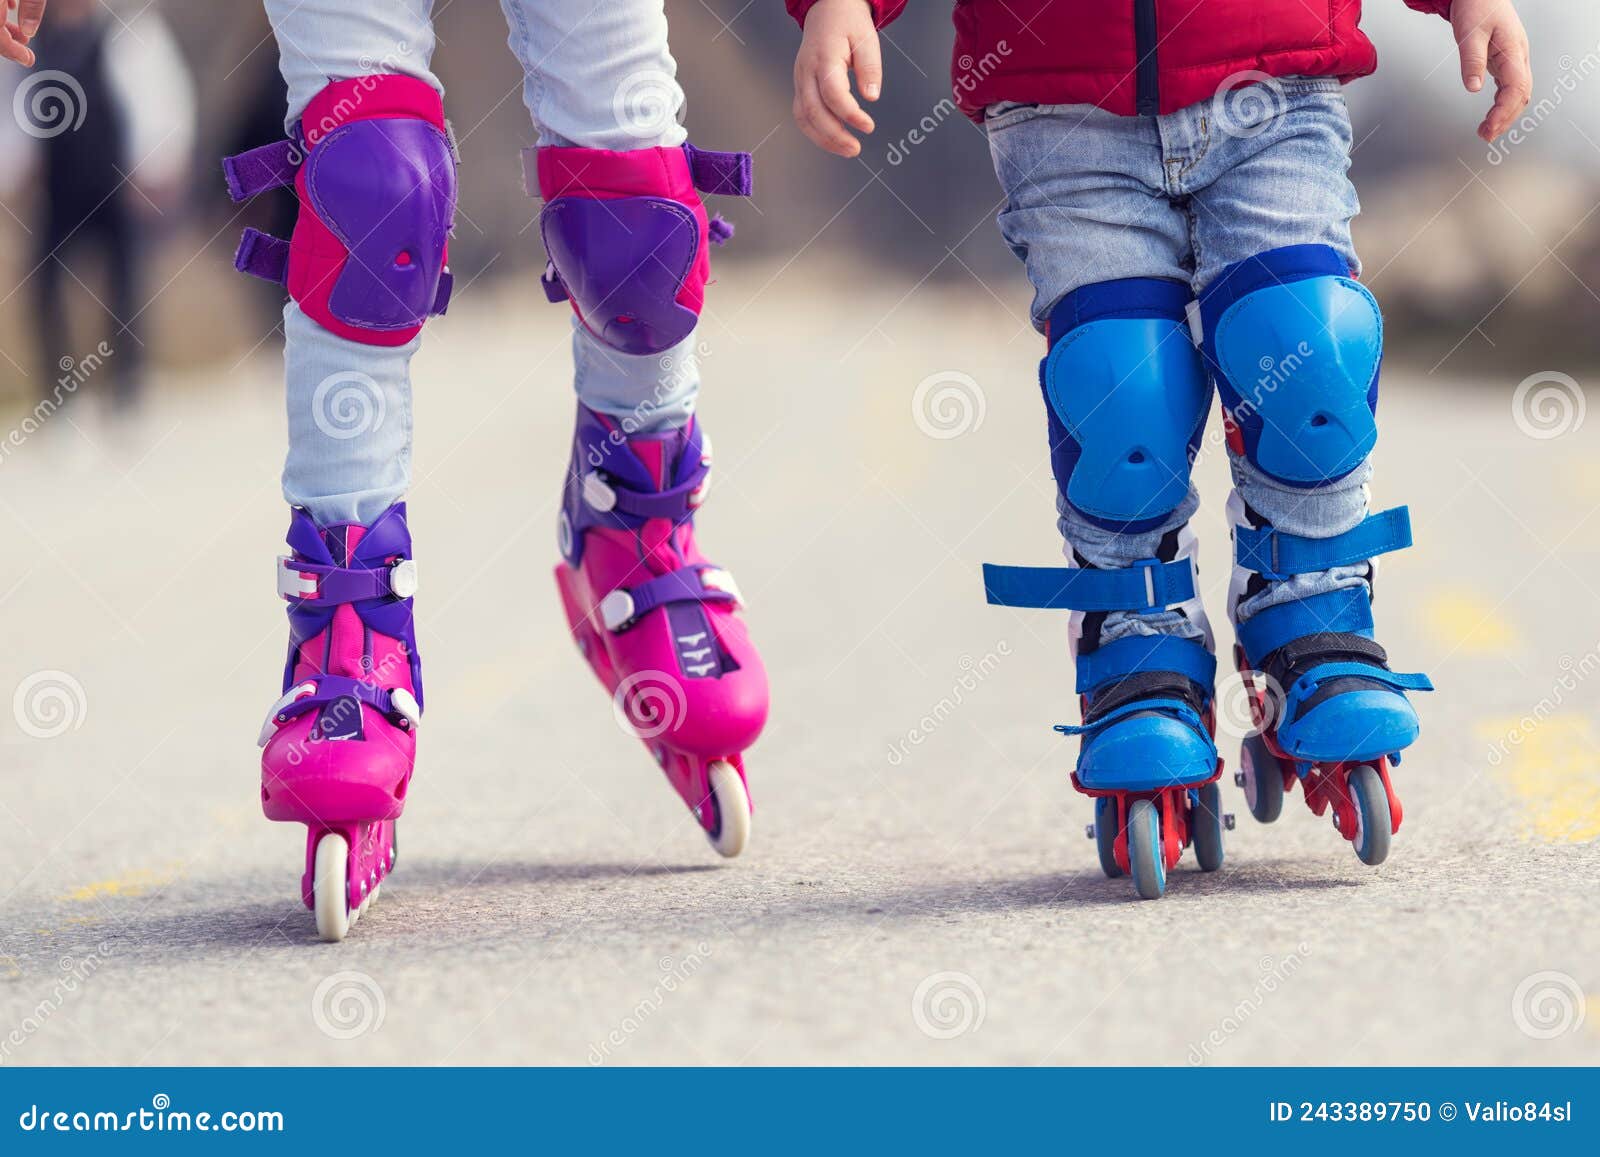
[{"left": 1134, "top": 0, "right": 1159, "bottom": 115}]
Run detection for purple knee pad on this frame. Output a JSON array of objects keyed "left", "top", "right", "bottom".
[
  {"left": 530, "top": 143, "right": 752, "bottom": 356},
  {"left": 223, "top": 75, "right": 458, "bottom": 346}
]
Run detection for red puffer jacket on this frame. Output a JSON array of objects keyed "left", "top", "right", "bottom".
[{"left": 787, "top": 1, "right": 1453, "bottom": 118}]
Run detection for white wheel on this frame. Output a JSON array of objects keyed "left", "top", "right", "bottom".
[
  {"left": 313, "top": 832, "right": 351, "bottom": 942},
  {"left": 705, "top": 760, "right": 751, "bottom": 859}
]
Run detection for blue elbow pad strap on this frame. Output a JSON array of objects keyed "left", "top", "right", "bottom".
[
  {"left": 1236, "top": 587, "right": 1375, "bottom": 662},
  {"left": 1075, "top": 634, "right": 1217, "bottom": 696},
  {"left": 1235, "top": 506, "right": 1413, "bottom": 580},
  {"left": 982, "top": 558, "right": 1196, "bottom": 613}
]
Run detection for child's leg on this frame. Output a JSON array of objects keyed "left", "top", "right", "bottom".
[
  {"left": 264, "top": 0, "right": 443, "bottom": 524},
  {"left": 1186, "top": 81, "right": 1430, "bottom": 842},
  {"left": 504, "top": 0, "right": 765, "bottom": 855},
  {"left": 982, "top": 105, "right": 1223, "bottom": 891},
  {"left": 500, "top": 0, "right": 704, "bottom": 432}
]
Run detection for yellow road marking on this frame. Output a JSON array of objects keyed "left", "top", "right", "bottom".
[
  {"left": 1478, "top": 714, "right": 1600, "bottom": 843},
  {"left": 60, "top": 866, "right": 178, "bottom": 903},
  {"left": 1424, "top": 590, "right": 1516, "bottom": 653}
]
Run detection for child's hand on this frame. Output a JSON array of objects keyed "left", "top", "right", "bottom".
[
  {"left": 793, "top": 0, "right": 881, "bottom": 157},
  {"left": 1450, "top": 0, "right": 1531, "bottom": 142},
  {"left": 1, "top": 0, "right": 46, "bottom": 67}
]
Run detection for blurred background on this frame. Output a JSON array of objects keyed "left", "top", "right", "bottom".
[{"left": 1, "top": 0, "right": 1598, "bottom": 417}]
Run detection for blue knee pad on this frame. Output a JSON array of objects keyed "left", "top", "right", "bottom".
[
  {"left": 1199, "top": 244, "right": 1381, "bottom": 487},
  {"left": 1042, "top": 278, "right": 1211, "bottom": 532}
]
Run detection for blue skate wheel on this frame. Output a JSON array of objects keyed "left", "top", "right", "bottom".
[
  {"left": 1190, "top": 781, "right": 1225, "bottom": 872},
  {"left": 1239, "top": 732, "right": 1285, "bottom": 824},
  {"left": 1126, "top": 798, "right": 1166, "bottom": 900},
  {"left": 1347, "top": 764, "right": 1392, "bottom": 867},
  {"left": 1093, "top": 796, "right": 1123, "bottom": 879}
]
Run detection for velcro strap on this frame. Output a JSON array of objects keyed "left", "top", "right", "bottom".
[
  {"left": 264, "top": 676, "right": 419, "bottom": 741},
  {"left": 234, "top": 228, "right": 289, "bottom": 285},
  {"left": 1055, "top": 697, "right": 1204, "bottom": 738},
  {"left": 1236, "top": 587, "right": 1374, "bottom": 665},
  {"left": 1235, "top": 506, "right": 1413, "bottom": 579},
  {"left": 1075, "top": 634, "right": 1217, "bottom": 696},
  {"left": 1288, "top": 661, "right": 1435, "bottom": 703},
  {"left": 685, "top": 143, "right": 753, "bottom": 197},
  {"left": 277, "top": 556, "right": 416, "bottom": 605},
  {"left": 541, "top": 264, "right": 569, "bottom": 303},
  {"left": 222, "top": 139, "right": 300, "bottom": 203},
  {"left": 584, "top": 466, "right": 709, "bottom": 522},
  {"left": 600, "top": 566, "right": 739, "bottom": 632},
  {"left": 982, "top": 557, "right": 1196, "bottom": 613}
]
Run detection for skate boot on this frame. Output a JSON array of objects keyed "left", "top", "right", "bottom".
[
  {"left": 258, "top": 504, "right": 421, "bottom": 940},
  {"left": 986, "top": 558, "right": 1226, "bottom": 900},
  {"left": 1229, "top": 502, "right": 1432, "bottom": 865},
  {"left": 1198, "top": 243, "right": 1432, "bottom": 866},
  {"left": 554, "top": 405, "right": 767, "bottom": 856}
]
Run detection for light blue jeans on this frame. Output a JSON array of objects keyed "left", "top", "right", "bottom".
[
  {"left": 265, "top": 0, "right": 701, "bottom": 524},
  {"left": 985, "top": 80, "right": 1376, "bottom": 643}
]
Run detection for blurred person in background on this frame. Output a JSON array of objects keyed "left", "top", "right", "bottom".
[{"left": 0, "top": 0, "right": 194, "bottom": 419}]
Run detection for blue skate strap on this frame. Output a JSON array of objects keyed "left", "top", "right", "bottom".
[
  {"left": 604, "top": 566, "right": 738, "bottom": 631},
  {"left": 982, "top": 557, "right": 1195, "bottom": 613},
  {"left": 1075, "top": 634, "right": 1217, "bottom": 695},
  {"left": 1055, "top": 697, "right": 1207, "bottom": 738},
  {"left": 1236, "top": 587, "right": 1375, "bottom": 663},
  {"left": 1235, "top": 507, "right": 1413, "bottom": 580},
  {"left": 1288, "top": 661, "right": 1434, "bottom": 702}
]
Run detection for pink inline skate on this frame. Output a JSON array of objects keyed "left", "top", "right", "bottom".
[
  {"left": 258, "top": 505, "right": 422, "bottom": 940},
  {"left": 554, "top": 405, "right": 767, "bottom": 855}
]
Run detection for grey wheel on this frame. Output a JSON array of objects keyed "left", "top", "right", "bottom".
[
  {"left": 1348, "top": 764, "right": 1392, "bottom": 866},
  {"left": 1126, "top": 799, "right": 1166, "bottom": 900},
  {"left": 1093, "top": 796, "right": 1123, "bottom": 879},
  {"left": 1240, "top": 732, "right": 1285, "bottom": 824},
  {"left": 1190, "top": 781, "right": 1225, "bottom": 872}
]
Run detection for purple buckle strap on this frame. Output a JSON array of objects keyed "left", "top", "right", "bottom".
[
  {"left": 582, "top": 467, "right": 706, "bottom": 523},
  {"left": 223, "top": 139, "right": 302, "bottom": 203},
  {"left": 599, "top": 566, "right": 739, "bottom": 633},
  {"left": 268, "top": 675, "right": 421, "bottom": 735},
  {"left": 278, "top": 555, "right": 417, "bottom": 606},
  {"left": 684, "top": 143, "right": 753, "bottom": 197}
]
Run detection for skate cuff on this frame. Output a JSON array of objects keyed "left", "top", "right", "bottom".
[
  {"left": 1235, "top": 506, "right": 1413, "bottom": 580},
  {"left": 982, "top": 557, "right": 1196, "bottom": 613},
  {"left": 1075, "top": 635, "right": 1216, "bottom": 696},
  {"left": 599, "top": 566, "right": 741, "bottom": 632},
  {"left": 277, "top": 556, "right": 418, "bottom": 605}
]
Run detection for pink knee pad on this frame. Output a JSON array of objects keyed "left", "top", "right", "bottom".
[
  {"left": 530, "top": 143, "right": 752, "bottom": 356},
  {"left": 224, "top": 75, "right": 458, "bottom": 346}
]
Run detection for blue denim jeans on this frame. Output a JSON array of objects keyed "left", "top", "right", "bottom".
[
  {"left": 985, "top": 80, "right": 1376, "bottom": 644},
  {"left": 265, "top": 0, "right": 700, "bottom": 524}
]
